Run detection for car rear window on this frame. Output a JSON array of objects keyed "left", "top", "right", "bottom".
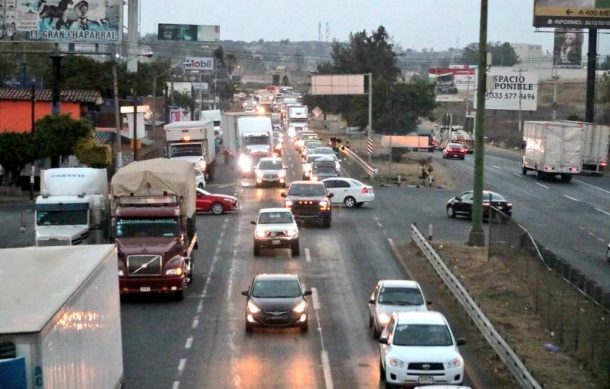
[
  {"left": 393, "top": 324, "right": 453, "bottom": 347},
  {"left": 379, "top": 287, "right": 424, "bottom": 306}
]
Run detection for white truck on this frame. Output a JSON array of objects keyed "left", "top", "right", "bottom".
[
  {"left": 434, "top": 124, "right": 474, "bottom": 152},
  {"left": 221, "top": 112, "right": 273, "bottom": 175},
  {"left": 522, "top": 121, "right": 582, "bottom": 182},
  {"left": 560, "top": 120, "right": 609, "bottom": 175},
  {"left": 35, "top": 168, "right": 109, "bottom": 247},
  {"left": 287, "top": 105, "right": 309, "bottom": 133},
  {"left": 164, "top": 120, "right": 217, "bottom": 181},
  {"left": 0, "top": 244, "right": 123, "bottom": 389},
  {"left": 200, "top": 109, "right": 222, "bottom": 138}
]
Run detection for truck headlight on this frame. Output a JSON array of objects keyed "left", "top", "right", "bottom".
[
  {"left": 286, "top": 227, "right": 298, "bottom": 237},
  {"left": 165, "top": 255, "right": 184, "bottom": 276},
  {"left": 278, "top": 170, "right": 286, "bottom": 178},
  {"left": 319, "top": 200, "right": 329, "bottom": 210},
  {"left": 285, "top": 200, "right": 293, "bottom": 208},
  {"left": 238, "top": 155, "right": 252, "bottom": 172},
  {"left": 255, "top": 228, "right": 266, "bottom": 239}
]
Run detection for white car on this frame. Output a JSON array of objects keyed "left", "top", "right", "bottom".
[
  {"left": 194, "top": 168, "right": 206, "bottom": 189},
  {"left": 368, "top": 280, "right": 429, "bottom": 338},
  {"left": 321, "top": 177, "right": 375, "bottom": 208},
  {"left": 251, "top": 208, "right": 299, "bottom": 257},
  {"left": 254, "top": 157, "right": 287, "bottom": 188},
  {"left": 379, "top": 311, "right": 466, "bottom": 387}
]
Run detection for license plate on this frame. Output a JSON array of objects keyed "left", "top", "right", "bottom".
[
  {"left": 272, "top": 240, "right": 281, "bottom": 245},
  {"left": 140, "top": 287, "right": 151, "bottom": 292},
  {"left": 417, "top": 376, "right": 434, "bottom": 384}
]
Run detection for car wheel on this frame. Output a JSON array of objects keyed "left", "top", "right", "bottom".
[
  {"left": 211, "top": 203, "right": 224, "bottom": 215},
  {"left": 460, "top": 156, "right": 465, "bottom": 160},
  {"left": 522, "top": 166, "right": 527, "bottom": 175},
  {"left": 379, "top": 360, "right": 386, "bottom": 382},
  {"left": 344, "top": 196, "right": 356, "bottom": 208},
  {"left": 447, "top": 205, "right": 455, "bottom": 218},
  {"left": 300, "top": 321, "right": 308, "bottom": 333},
  {"left": 322, "top": 214, "right": 331, "bottom": 228},
  {"left": 245, "top": 321, "right": 253, "bottom": 333},
  {"left": 372, "top": 323, "right": 381, "bottom": 339},
  {"left": 253, "top": 243, "right": 261, "bottom": 256},
  {"left": 291, "top": 240, "right": 300, "bottom": 257}
]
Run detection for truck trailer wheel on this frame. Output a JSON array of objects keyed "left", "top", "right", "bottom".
[{"left": 560, "top": 174, "right": 573, "bottom": 183}]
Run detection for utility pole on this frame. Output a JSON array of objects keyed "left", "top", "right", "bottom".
[
  {"left": 468, "top": 0, "right": 488, "bottom": 247},
  {"left": 50, "top": 45, "right": 63, "bottom": 115},
  {"left": 514, "top": 67, "right": 525, "bottom": 132},
  {"left": 551, "top": 66, "right": 559, "bottom": 121},
  {"left": 367, "top": 72, "right": 373, "bottom": 164},
  {"left": 585, "top": 28, "right": 597, "bottom": 122}
]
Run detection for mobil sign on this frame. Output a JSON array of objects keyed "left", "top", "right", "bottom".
[{"left": 184, "top": 57, "right": 215, "bottom": 71}]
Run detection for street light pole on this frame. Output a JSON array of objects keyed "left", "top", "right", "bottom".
[{"left": 112, "top": 60, "right": 122, "bottom": 169}]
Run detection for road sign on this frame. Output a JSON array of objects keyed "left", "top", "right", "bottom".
[{"left": 533, "top": 0, "right": 610, "bottom": 28}]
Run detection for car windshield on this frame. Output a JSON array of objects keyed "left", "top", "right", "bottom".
[
  {"left": 258, "top": 212, "right": 293, "bottom": 224},
  {"left": 258, "top": 160, "right": 283, "bottom": 170},
  {"left": 116, "top": 218, "right": 180, "bottom": 238},
  {"left": 251, "top": 279, "right": 302, "bottom": 298},
  {"left": 245, "top": 136, "right": 269, "bottom": 145},
  {"left": 312, "top": 148, "right": 334, "bottom": 154},
  {"left": 393, "top": 324, "right": 453, "bottom": 347},
  {"left": 482, "top": 192, "right": 506, "bottom": 202},
  {"left": 448, "top": 144, "right": 463, "bottom": 149},
  {"left": 169, "top": 144, "right": 202, "bottom": 157},
  {"left": 378, "top": 287, "right": 424, "bottom": 306},
  {"left": 288, "top": 184, "right": 326, "bottom": 196}
]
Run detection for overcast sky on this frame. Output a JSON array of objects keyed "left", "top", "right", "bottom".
[{"left": 140, "top": 0, "right": 610, "bottom": 57}]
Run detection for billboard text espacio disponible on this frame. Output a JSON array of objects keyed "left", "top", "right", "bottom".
[
  {"left": 0, "top": 0, "right": 122, "bottom": 43},
  {"left": 157, "top": 24, "right": 220, "bottom": 42},
  {"left": 533, "top": 0, "right": 610, "bottom": 28},
  {"left": 474, "top": 68, "right": 538, "bottom": 111}
]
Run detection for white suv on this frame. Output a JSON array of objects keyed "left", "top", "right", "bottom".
[
  {"left": 251, "top": 208, "right": 299, "bottom": 257},
  {"left": 379, "top": 311, "right": 466, "bottom": 387}
]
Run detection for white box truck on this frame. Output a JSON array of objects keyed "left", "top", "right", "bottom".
[
  {"left": 560, "top": 120, "right": 609, "bottom": 175},
  {"left": 200, "top": 109, "right": 222, "bottom": 137},
  {"left": 522, "top": 121, "right": 582, "bottom": 182},
  {"left": 164, "top": 120, "right": 217, "bottom": 180},
  {"left": 287, "top": 105, "right": 309, "bottom": 133},
  {"left": 221, "top": 112, "right": 272, "bottom": 175},
  {"left": 0, "top": 245, "right": 123, "bottom": 389},
  {"left": 35, "top": 168, "right": 109, "bottom": 247}
]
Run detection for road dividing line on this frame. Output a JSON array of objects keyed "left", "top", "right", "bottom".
[
  {"left": 312, "top": 287, "right": 321, "bottom": 310},
  {"left": 321, "top": 351, "right": 334, "bottom": 389},
  {"left": 588, "top": 232, "right": 596, "bottom": 237},
  {"left": 512, "top": 173, "right": 523, "bottom": 178},
  {"left": 388, "top": 238, "right": 417, "bottom": 280},
  {"left": 376, "top": 221, "right": 383, "bottom": 228},
  {"left": 493, "top": 165, "right": 501, "bottom": 169},
  {"left": 191, "top": 316, "right": 199, "bottom": 329},
  {"left": 578, "top": 226, "right": 585, "bottom": 230},
  {"left": 311, "top": 287, "right": 334, "bottom": 389},
  {"left": 598, "top": 237, "right": 605, "bottom": 242},
  {"left": 595, "top": 208, "right": 610, "bottom": 216},
  {"left": 172, "top": 381, "right": 180, "bottom": 389},
  {"left": 536, "top": 183, "right": 549, "bottom": 189},
  {"left": 177, "top": 358, "right": 187, "bottom": 375},
  {"left": 185, "top": 337, "right": 193, "bottom": 349},
  {"left": 305, "top": 248, "right": 311, "bottom": 262},
  {"left": 563, "top": 194, "right": 579, "bottom": 202},
  {"left": 575, "top": 179, "right": 610, "bottom": 195}
]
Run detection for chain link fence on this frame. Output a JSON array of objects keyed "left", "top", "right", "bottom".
[{"left": 488, "top": 207, "right": 610, "bottom": 386}]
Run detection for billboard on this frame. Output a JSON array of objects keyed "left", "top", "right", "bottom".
[
  {"left": 553, "top": 28, "right": 584, "bottom": 67},
  {"left": 474, "top": 68, "right": 538, "bottom": 111},
  {"left": 533, "top": 0, "right": 610, "bottom": 28},
  {"left": 184, "top": 57, "right": 214, "bottom": 71},
  {"left": 0, "top": 0, "right": 122, "bottom": 43},
  {"left": 310, "top": 74, "right": 365, "bottom": 95},
  {"left": 157, "top": 24, "right": 220, "bottom": 41},
  {"left": 429, "top": 66, "right": 476, "bottom": 92}
]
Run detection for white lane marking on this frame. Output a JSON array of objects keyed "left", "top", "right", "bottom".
[
  {"left": 197, "top": 301, "right": 203, "bottom": 313},
  {"left": 512, "top": 173, "right": 523, "bottom": 178},
  {"left": 493, "top": 165, "right": 501, "bottom": 169},
  {"left": 172, "top": 381, "right": 180, "bottom": 389},
  {"left": 373, "top": 216, "right": 379, "bottom": 222},
  {"left": 305, "top": 248, "right": 311, "bottom": 263},
  {"left": 588, "top": 232, "right": 596, "bottom": 237},
  {"left": 321, "top": 351, "right": 334, "bottom": 389},
  {"left": 185, "top": 337, "right": 193, "bottom": 349},
  {"left": 578, "top": 226, "right": 585, "bottom": 230},
  {"left": 595, "top": 208, "right": 610, "bottom": 216},
  {"left": 563, "top": 194, "right": 579, "bottom": 202},
  {"left": 191, "top": 316, "right": 199, "bottom": 328},
  {"left": 598, "top": 237, "right": 605, "bottom": 242},
  {"left": 312, "top": 287, "right": 321, "bottom": 310},
  {"left": 574, "top": 179, "right": 610, "bottom": 195},
  {"left": 218, "top": 183, "right": 235, "bottom": 188},
  {"left": 376, "top": 221, "right": 383, "bottom": 228},
  {"left": 219, "top": 230, "right": 225, "bottom": 239},
  {"left": 536, "top": 183, "right": 549, "bottom": 189},
  {"left": 177, "top": 358, "right": 187, "bottom": 375}
]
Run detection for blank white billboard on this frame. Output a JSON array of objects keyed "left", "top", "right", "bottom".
[{"left": 311, "top": 74, "right": 365, "bottom": 95}]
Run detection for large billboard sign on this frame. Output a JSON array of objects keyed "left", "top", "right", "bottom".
[
  {"left": 553, "top": 28, "right": 584, "bottom": 67},
  {"left": 157, "top": 24, "right": 220, "bottom": 41},
  {"left": 1, "top": 0, "right": 122, "bottom": 43},
  {"left": 533, "top": 0, "right": 610, "bottom": 28},
  {"left": 310, "top": 74, "right": 365, "bottom": 95},
  {"left": 429, "top": 66, "right": 476, "bottom": 92},
  {"left": 475, "top": 68, "right": 538, "bottom": 111}
]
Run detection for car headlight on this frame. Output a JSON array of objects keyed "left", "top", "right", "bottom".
[
  {"left": 255, "top": 229, "right": 266, "bottom": 239},
  {"left": 278, "top": 170, "right": 286, "bottom": 178},
  {"left": 388, "top": 357, "right": 406, "bottom": 369},
  {"left": 311, "top": 175, "right": 318, "bottom": 181},
  {"left": 447, "top": 356, "right": 463, "bottom": 369},
  {"left": 285, "top": 200, "right": 293, "bottom": 208},
  {"left": 247, "top": 300, "right": 260, "bottom": 313},
  {"left": 286, "top": 227, "right": 298, "bottom": 237},
  {"left": 118, "top": 269, "right": 124, "bottom": 276},
  {"left": 238, "top": 155, "right": 252, "bottom": 172},
  {"left": 319, "top": 200, "right": 328, "bottom": 210},
  {"left": 165, "top": 255, "right": 184, "bottom": 276},
  {"left": 255, "top": 171, "right": 264, "bottom": 178},
  {"left": 293, "top": 300, "right": 306, "bottom": 313},
  {"left": 378, "top": 313, "right": 391, "bottom": 324}
]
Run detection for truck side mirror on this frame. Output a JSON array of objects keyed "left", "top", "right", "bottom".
[{"left": 280, "top": 192, "right": 287, "bottom": 198}]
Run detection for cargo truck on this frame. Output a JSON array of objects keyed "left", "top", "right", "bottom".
[
  {"left": 560, "top": 120, "right": 609, "bottom": 175},
  {"left": 0, "top": 245, "right": 123, "bottom": 389},
  {"left": 522, "top": 121, "right": 582, "bottom": 182},
  {"left": 221, "top": 112, "right": 273, "bottom": 176},
  {"left": 110, "top": 158, "right": 197, "bottom": 298},
  {"left": 164, "top": 120, "right": 216, "bottom": 181},
  {"left": 200, "top": 109, "right": 222, "bottom": 139},
  {"left": 287, "top": 105, "right": 309, "bottom": 133},
  {"left": 35, "top": 168, "right": 109, "bottom": 247}
]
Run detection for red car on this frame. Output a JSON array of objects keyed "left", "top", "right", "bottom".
[
  {"left": 196, "top": 188, "right": 239, "bottom": 215},
  {"left": 442, "top": 143, "right": 467, "bottom": 160}
]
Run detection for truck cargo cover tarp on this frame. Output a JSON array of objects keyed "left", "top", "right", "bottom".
[{"left": 110, "top": 158, "right": 196, "bottom": 216}]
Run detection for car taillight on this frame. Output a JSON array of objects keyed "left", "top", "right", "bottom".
[
  {"left": 460, "top": 149, "right": 467, "bottom": 153},
  {"left": 507, "top": 202, "right": 513, "bottom": 208},
  {"left": 601, "top": 161, "right": 607, "bottom": 167},
  {"left": 361, "top": 187, "right": 371, "bottom": 194}
]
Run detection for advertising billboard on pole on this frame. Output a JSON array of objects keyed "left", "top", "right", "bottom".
[
  {"left": 474, "top": 68, "right": 538, "bottom": 111},
  {"left": 553, "top": 28, "right": 584, "bottom": 67},
  {"left": 1, "top": 0, "right": 122, "bottom": 43},
  {"left": 157, "top": 24, "right": 220, "bottom": 42},
  {"left": 310, "top": 74, "right": 365, "bottom": 95},
  {"left": 533, "top": 0, "right": 610, "bottom": 28}
]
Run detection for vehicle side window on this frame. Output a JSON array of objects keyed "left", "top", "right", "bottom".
[
  {"left": 460, "top": 193, "right": 472, "bottom": 201},
  {"left": 324, "top": 180, "right": 336, "bottom": 188},
  {"left": 336, "top": 180, "right": 350, "bottom": 188}
]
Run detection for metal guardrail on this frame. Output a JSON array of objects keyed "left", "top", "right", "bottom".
[
  {"left": 410, "top": 224, "right": 542, "bottom": 389},
  {"left": 340, "top": 147, "right": 378, "bottom": 178}
]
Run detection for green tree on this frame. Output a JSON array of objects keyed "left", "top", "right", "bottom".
[
  {"left": 34, "top": 114, "right": 94, "bottom": 167},
  {"left": 599, "top": 55, "right": 610, "bottom": 70},
  {"left": 0, "top": 132, "right": 37, "bottom": 186},
  {"left": 461, "top": 42, "right": 519, "bottom": 66},
  {"left": 74, "top": 137, "right": 112, "bottom": 168}
]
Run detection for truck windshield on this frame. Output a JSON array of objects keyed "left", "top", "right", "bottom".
[
  {"left": 288, "top": 184, "right": 326, "bottom": 197},
  {"left": 313, "top": 164, "right": 336, "bottom": 173},
  {"left": 169, "top": 144, "right": 203, "bottom": 157},
  {"left": 116, "top": 218, "right": 179, "bottom": 238},
  {"left": 244, "top": 136, "right": 269, "bottom": 145},
  {"left": 37, "top": 210, "right": 88, "bottom": 226},
  {"left": 289, "top": 118, "right": 308, "bottom": 123}
]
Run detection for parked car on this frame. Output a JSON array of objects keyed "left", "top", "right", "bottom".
[
  {"left": 241, "top": 274, "right": 312, "bottom": 333},
  {"left": 442, "top": 143, "right": 468, "bottom": 160},
  {"left": 254, "top": 157, "right": 287, "bottom": 188},
  {"left": 322, "top": 177, "right": 374, "bottom": 208},
  {"left": 446, "top": 190, "right": 512, "bottom": 219},
  {"left": 194, "top": 167, "right": 206, "bottom": 189},
  {"left": 368, "top": 280, "right": 429, "bottom": 338},
  {"left": 281, "top": 181, "right": 333, "bottom": 227},
  {"left": 251, "top": 208, "right": 299, "bottom": 256},
  {"left": 379, "top": 311, "right": 466, "bottom": 387},
  {"left": 195, "top": 188, "right": 239, "bottom": 215}
]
